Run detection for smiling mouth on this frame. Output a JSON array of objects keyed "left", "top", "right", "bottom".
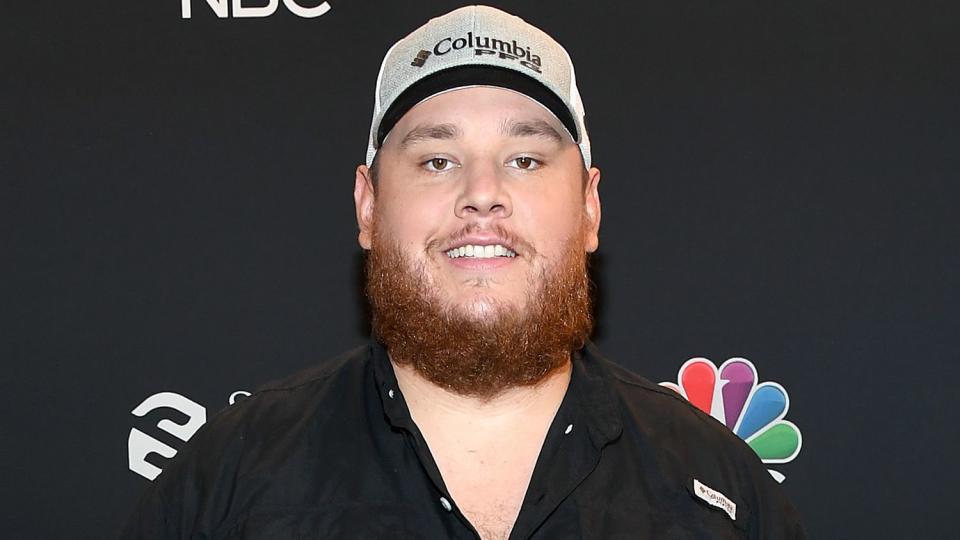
[{"left": 444, "top": 244, "right": 517, "bottom": 259}]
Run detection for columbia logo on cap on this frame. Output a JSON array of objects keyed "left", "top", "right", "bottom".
[{"left": 425, "top": 32, "right": 543, "bottom": 74}]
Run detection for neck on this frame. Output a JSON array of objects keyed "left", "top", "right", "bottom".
[{"left": 390, "top": 355, "right": 573, "bottom": 424}]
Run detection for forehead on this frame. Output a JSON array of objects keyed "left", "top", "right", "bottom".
[{"left": 384, "top": 86, "right": 573, "bottom": 146}]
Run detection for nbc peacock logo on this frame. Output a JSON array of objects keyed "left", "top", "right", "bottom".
[{"left": 660, "top": 358, "right": 802, "bottom": 483}]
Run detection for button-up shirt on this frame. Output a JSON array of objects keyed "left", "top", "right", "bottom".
[{"left": 122, "top": 340, "right": 805, "bottom": 538}]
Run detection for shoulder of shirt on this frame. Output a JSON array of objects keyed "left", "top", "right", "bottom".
[
  {"left": 581, "top": 345, "right": 766, "bottom": 476},
  {"left": 176, "top": 343, "right": 373, "bottom": 450},
  {"left": 150, "top": 344, "right": 373, "bottom": 490},
  {"left": 253, "top": 343, "right": 371, "bottom": 394},
  {"left": 582, "top": 342, "right": 709, "bottom": 420}
]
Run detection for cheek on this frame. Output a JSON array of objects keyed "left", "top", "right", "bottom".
[
  {"left": 518, "top": 190, "right": 585, "bottom": 250},
  {"left": 376, "top": 190, "right": 449, "bottom": 245}
]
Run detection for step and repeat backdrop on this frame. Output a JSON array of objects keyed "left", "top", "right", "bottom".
[{"left": 5, "top": 1, "right": 957, "bottom": 537}]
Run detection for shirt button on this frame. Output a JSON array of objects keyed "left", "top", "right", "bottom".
[
  {"left": 388, "top": 389, "right": 395, "bottom": 399},
  {"left": 440, "top": 496, "right": 452, "bottom": 512},
  {"left": 564, "top": 423, "right": 574, "bottom": 435}
]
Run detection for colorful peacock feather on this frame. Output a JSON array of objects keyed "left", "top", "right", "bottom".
[{"left": 661, "top": 358, "right": 802, "bottom": 483}]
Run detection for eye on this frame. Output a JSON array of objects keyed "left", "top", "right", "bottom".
[
  {"left": 423, "top": 157, "right": 456, "bottom": 172},
  {"left": 508, "top": 156, "right": 541, "bottom": 170}
]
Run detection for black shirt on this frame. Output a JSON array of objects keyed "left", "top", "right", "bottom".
[{"left": 121, "top": 340, "right": 805, "bottom": 539}]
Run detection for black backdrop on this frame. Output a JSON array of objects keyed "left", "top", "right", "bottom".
[{"left": 4, "top": 1, "right": 958, "bottom": 537}]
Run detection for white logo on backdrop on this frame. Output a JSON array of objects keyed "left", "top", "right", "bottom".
[
  {"left": 128, "top": 390, "right": 250, "bottom": 480},
  {"left": 181, "top": 0, "right": 332, "bottom": 19}
]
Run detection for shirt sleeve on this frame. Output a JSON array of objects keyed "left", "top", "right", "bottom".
[{"left": 119, "top": 482, "right": 181, "bottom": 539}]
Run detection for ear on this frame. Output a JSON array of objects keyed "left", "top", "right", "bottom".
[
  {"left": 354, "top": 164, "right": 376, "bottom": 249},
  {"left": 583, "top": 166, "right": 602, "bottom": 253}
]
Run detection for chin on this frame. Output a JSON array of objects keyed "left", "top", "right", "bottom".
[{"left": 450, "top": 294, "right": 522, "bottom": 321}]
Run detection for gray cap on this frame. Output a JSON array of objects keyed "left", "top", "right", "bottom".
[{"left": 365, "top": 5, "right": 591, "bottom": 169}]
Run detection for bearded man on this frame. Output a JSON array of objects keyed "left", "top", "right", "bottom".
[{"left": 123, "top": 5, "right": 804, "bottom": 539}]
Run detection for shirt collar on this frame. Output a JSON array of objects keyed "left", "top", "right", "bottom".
[
  {"left": 369, "top": 337, "right": 623, "bottom": 446},
  {"left": 571, "top": 340, "right": 624, "bottom": 448},
  {"left": 370, "top": 337, "right": 418, "bottom": 432}
]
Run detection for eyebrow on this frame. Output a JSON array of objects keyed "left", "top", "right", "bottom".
[
  {"left": 397, "top": 118, "right": 565, "bottom": 150},
  {"left": 398, "top": 123, "right": 462, "bottom": 149},
  {"left": 499, "top": 118, "right": 563, "bottom": 143}
]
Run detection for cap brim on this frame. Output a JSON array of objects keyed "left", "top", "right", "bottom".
[{"left": 376, "top": 65, "right": 580, "bottom": 148}]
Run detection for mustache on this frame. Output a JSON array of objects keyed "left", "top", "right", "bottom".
[{"left": 427, "top": 223, "right": 536, "bottom": 257}]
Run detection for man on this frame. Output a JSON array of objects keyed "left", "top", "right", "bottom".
[{"left": 123, "top": 5, "right": 804, "bottom": 539}]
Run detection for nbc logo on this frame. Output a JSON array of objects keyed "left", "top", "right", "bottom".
[{"left": 660, "top": 358, "right": 802, "bottom": 483}]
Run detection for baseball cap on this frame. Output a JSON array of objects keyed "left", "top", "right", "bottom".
[{"left": 364, "top": 5, "right": 592, "bottom": 169}]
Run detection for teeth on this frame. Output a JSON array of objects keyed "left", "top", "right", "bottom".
[{"left": 445, "top": 244, "right": 517, "bottom": 259}]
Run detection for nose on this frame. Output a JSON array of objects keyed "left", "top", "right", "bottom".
[{"left": 455, "top": 163, "right": 513, "bottom": 219}]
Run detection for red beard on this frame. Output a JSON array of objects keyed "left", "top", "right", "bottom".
[{"left": 364, "top": 220, "right": 594, "bottom": 399}]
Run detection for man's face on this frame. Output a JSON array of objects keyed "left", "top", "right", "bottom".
[{"left": 355, "top": 86, "right": 601, "bottom": 321}]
